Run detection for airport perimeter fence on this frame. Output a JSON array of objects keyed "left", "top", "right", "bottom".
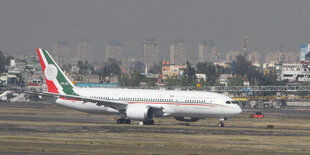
[{"left": 124, "top": 85, "right": 310, "bottom": 92}]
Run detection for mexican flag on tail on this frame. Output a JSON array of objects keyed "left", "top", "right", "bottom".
[{"left": 36, "top": 48, "right": 79, "bottom": 96}]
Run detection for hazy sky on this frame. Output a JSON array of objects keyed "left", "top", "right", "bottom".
[{"left": 0, "top": 0, "right": 310, "bottom": 61}]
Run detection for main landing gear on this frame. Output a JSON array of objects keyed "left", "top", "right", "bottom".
[
  {"left": 117, "top": 112, "right": 131, "bottom": 124},
  {"left": 116, "top": 118, "right": 155, "bottom": 125},
  {"left": 218, "top": 118, "right": 227, "bottom": 127},
  {"left": 142, "top": 120, "right": 154, "bottom": 125},
  {"left": 116, "top": 118, "right": 131, "bottom": 124}
]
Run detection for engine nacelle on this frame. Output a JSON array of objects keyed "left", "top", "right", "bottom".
[
  {"left": 126, "top": 104, "right": 154, "bottom": 121},
  {"left": 174, "top": 117, "right": 200, "bottom": 122}
]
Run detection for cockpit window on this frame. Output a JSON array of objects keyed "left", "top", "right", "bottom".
[
  {"left": 226, "top": 101, "right": 231, "bottom": 104},
  {"left": 231, "top": 101, "right": 238, "bottom": 104}
]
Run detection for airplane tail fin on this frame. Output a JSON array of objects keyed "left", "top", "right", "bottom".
[{"left": 36, "top": 48, "right": 78, "bottom": 96}]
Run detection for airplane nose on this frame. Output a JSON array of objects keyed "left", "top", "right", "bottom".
[{"left": 235, "top": 105, "right": 242, "bottom": 115}]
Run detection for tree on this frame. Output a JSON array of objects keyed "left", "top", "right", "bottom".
[
  {"left": 146, "top": 78, "right": 157, "bottom": 86},
  {"left": 0, "top": 51, "right": 13, "bottom": 73},
  {"left": 128, "top": 71, "right": 144, "bottom": 86},
  {"left": 106, "top": 58, "right": 122, "bottom": 66},
  {"left": 77, "top": 61, "right": 95, "bottom": 75},
  {"left": 234, "top": 55, "right": 268, "bottom": 86},
  {"left": 196, "top": 62, "right": 218, "bottom": 86},
  {"left": 0, "top": 51, "right": 6, "bottom": 73},
  {"left": 149, "top": 63, "right": 161, "bottom": 74},
  {"left": 227, "top": 75, "right": 244, "bottom": 86},
  {"left": 62, "top": 64, "right": 72, "bottom": 73},
  {"left": 166, "top": 75, "right": 179, "bottom": 86},
  {"left": 118, "top": 71, "right": 144, "bottom": 86},
  {"left": 218, "top": 65, "right": 232, "bottom": 74},
  {"left": 180, "top": 62, "right": 197, "bottom": 86},
  {"left": 180, "top": 75, "right": 191, "bottom": 86},
  {"left": 234, "top": 55, "right": 251, "bottom": 76},
  {"left": 98, "top": 59, "right": 121, "bottom": 83},
  {"left": 118, "top": 74, "right": 129, "bottom": 87},
  {"left": 196, "top": 62, "right": 208, "bottom": 74},
  {"left": 129, "top": 61, "right": 145, "bottom": 73}
]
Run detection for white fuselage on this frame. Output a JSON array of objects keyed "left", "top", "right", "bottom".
[{"left": 49, "top": 87, "right": 242, "bottom": 119}]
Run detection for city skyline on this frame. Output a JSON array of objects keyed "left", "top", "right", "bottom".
[
  {"left": 0, "top": 0, "right": 310, "bottom": 61},
  {"left": 47, "top": 40, "right": 298, "bottom": 66}
]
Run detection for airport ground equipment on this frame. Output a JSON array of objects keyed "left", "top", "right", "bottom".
[{"left": 251, "top": 112, "right": 264, "bottom": 118}]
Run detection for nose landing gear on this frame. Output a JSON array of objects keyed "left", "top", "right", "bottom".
[
  {"left": 218, "top": 121, "right": 224, "bottom": 127},
  {"left": 218, "top": 118, "right": 227, "bottom": 127}
]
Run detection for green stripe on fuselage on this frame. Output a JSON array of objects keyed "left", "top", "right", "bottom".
[{"left": 42, "top": 49, "right": 79, "bottom": 96}]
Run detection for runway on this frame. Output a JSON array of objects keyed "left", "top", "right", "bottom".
[{"left": 0, "top": 101, "right": 310, "bottom": 154}]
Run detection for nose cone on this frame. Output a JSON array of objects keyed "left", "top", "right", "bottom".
[
  {"left": 235, "top": 105, "right": 242, "bottom": 115},
  {"left": 222, "top": 104, "right": 243, "bottom": 117}
]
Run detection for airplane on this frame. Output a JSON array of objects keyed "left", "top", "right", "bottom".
[{"left": 35, "top": 48, "right": 242, "bottom": 127}]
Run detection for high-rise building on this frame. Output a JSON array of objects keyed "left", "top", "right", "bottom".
[
  {"left": 143, "top": 38, "right": 159, "bottom": 69},
  {"left": 105, "top": 40, "right": 124, "bottom": 65},
  {"left": 52, "top": 41, "right": 71, "bottom": 55},
  {"left": 52, "top": 41, "right": 77, "bottom": 66},
  {"left": 77, "top": 40, "right": 94, "bottom": 64},
  {"left": 170, "top": 40, "right": 187, "bottom": 65},
  {"left": 198, "top": 40, "right": 217, "bottom": 63}
]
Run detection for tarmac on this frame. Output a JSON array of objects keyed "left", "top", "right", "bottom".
[{"left": 0, "top": 101, "right": 310, "bottom": 154}]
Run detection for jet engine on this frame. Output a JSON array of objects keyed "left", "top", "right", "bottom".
[
  {"left": 126, "top": 104, "right": 154, "bottom": 121},
  {"left": 174, "top": 117, "right": 200, "bottom": 122}
]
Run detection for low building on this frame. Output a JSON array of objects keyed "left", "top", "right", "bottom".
[
  {"left": 196, "top": 74, "right": 207, "bottom": 83},
  {"left": 281, "top": 63, "right": 310, "bottom": 82},
  {"left": 263, "top": 61, "right": 282, "bottom": 77},
  {"left": 161, "top": 63, "right": 187, "bottom": 80},
  {"left": 218, "top": 74, "right": 233, "bottom": 86},
  {"left": 0, "top": 74, "right": 18, "bottom": 85}
]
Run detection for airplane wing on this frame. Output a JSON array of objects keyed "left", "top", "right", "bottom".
[{"left": 24, "top": 91, "right": 128, "bottom": 111}]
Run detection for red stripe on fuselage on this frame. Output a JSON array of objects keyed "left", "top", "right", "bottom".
[{"left": 36, "top": 48, "right": 59, "bottom": 94}]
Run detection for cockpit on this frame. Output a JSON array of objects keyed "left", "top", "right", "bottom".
[{"left": 225, "top": 101, "right": 238, "bottom": 104}]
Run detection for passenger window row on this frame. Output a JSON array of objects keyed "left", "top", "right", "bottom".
[
  {"left": 185, "top": 100, "right": 206, "bottom": 103},
  {"left": 118, "top": 97, "right": 173, "bottom": 102},
  {"left": 89, "top": 96, "right": 110, "bottom": 100}
]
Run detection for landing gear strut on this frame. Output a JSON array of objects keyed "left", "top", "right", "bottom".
[
  {"left": 117, "top": 111, "right": 131, "bottom": 124},
  {"left": 116, "top": 118, "right": 131, "bottom": 124}
]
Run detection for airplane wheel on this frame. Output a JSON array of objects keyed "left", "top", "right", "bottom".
[
  {"left": 117, "top": 118, "right": 131, "bottom": 124},
  {"left": 218, "top": 121, "right": 224, "bottom": 127},
  {"left": 143, "top": 120, "right": 154, "bottom": 125},
  {"left": 117, "top": 118, "right": 123, "bottom": 124},
  {"left": 125, "top": 119, "right": 131, "bottom": 124}
]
